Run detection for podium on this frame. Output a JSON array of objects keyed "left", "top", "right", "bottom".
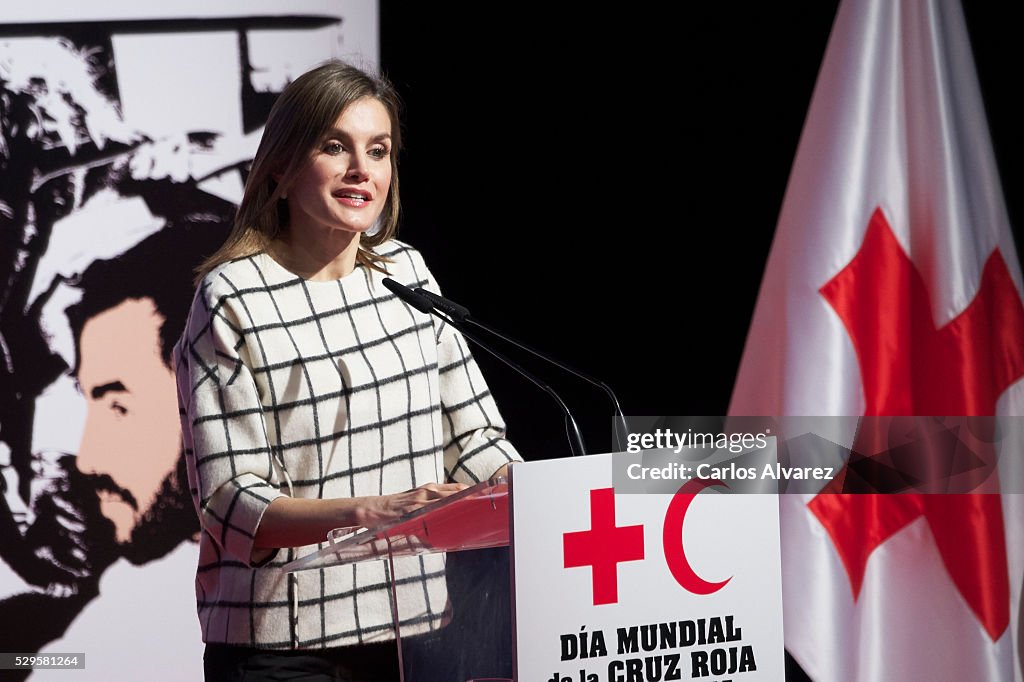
[
  {"left": 284, "top": 478, "right": 514, "bottom": 682},
  {"left": 285, "top": 451, "right": 786, "bottom": 681}
]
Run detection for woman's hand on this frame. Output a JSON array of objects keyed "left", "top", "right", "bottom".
[
  {"left": 355, "top": 482, "right": 467, "bottom": 528},
  {"left": 254, "top": 482, "right": 468, "bottom": 549},
  {"left": 489, "top": 463, "right": 512, "bottom": 482}
]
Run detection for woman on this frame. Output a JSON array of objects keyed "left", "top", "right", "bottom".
[{"left": 175, "top": 60, "right": 520, "bottom": 681}]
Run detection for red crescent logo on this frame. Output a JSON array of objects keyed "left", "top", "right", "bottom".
[{"left": 662, "top": 478, "right": 732, "bottom": 595}]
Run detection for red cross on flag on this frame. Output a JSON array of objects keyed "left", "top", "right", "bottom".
[{"left": 728, "top": 1, "right": 1024, "bottom": 680}]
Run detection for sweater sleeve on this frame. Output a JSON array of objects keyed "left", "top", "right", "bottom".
[
  {"left": 406, "top": 250, "right": 523, "bottom": 483},
  {"left": 175, "top": 277, "right": 286, "bottom": 566},
  {"left": 436, "top": 322, "right": 522, "bottom": 483}
]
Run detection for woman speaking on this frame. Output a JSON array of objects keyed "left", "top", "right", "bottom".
[{"left": 175, "top": 60, "right": 520, "bottom": 681}]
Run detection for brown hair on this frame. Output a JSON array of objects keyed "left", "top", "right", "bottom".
[{"left": 195, "top": 60, "right": 403, "bottom": 284}]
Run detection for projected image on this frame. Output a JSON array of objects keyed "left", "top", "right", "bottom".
[{"left": 0, "top": 7, "right": 375, "bottom": 679}]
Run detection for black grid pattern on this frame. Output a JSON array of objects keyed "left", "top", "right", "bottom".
[{"left": 174, "top": 240, "right": 520, "bottom": 648}]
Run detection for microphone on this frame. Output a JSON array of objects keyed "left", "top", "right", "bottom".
[
  {"left": 381, "top": 277, "right": 434, "bottom": 314},
  {"left": 417, "top": 288, "right": 469, "bottom": 322},
  {"left": 414, "top": 287, "right": 628, "bottom": 452},
  {"left": 382, "top": 277, "right": 588, "bottom": 457}
]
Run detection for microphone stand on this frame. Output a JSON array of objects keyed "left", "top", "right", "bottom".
[
  {"left": 382, "top": 278, "right": 587, "bottom": 456},
  {"left": 435, "top": 309, "right": 587, "bottom": 458},
  {"left": 415, "top": 287, "right": 629, "bottom": 452}
]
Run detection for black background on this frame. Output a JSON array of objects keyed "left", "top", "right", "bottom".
[
  {"left": 379, "top": 5, "right": 1022, "bottom": 679},
  {"left": 379, "top": 3, "right": 1023, "bottom": 461}
]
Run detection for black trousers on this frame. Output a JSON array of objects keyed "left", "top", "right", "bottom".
[{"left": 204, "top": 641, "right": 400, "bottom": 682}]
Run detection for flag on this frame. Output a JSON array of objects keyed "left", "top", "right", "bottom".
[{"left": 728, "top": 0, "right": 1024, "bottom": 680}]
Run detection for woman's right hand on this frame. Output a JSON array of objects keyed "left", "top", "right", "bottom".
[
  {"left": 355, "top": 482, "right": 468, "bottom": 528},
  {"left": 254, "top": 482, "right": 470, "bottom": 550}
]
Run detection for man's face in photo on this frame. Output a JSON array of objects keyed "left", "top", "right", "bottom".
[{"left": 74, "top": 297, "right": 181, "bottom": 546}]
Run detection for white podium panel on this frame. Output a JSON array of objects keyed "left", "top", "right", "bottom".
[{"left": 511, "top": 452, "right": 784, "bottom": 682}]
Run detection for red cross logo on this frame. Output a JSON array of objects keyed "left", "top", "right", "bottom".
[
  {"left": 563, "top": 488, "right": 645, "bottom": 605},
  {"left": 809, "top": 207, "right": 1024, "bottom": 640}
]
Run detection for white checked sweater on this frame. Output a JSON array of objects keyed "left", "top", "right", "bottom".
[{"left": 174, "top": 240, "right": 520, "bottom": 649}]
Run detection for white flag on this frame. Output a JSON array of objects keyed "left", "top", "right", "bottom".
[{"left": 728, "top": 0, "right": 1024, "bottom": 679}]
